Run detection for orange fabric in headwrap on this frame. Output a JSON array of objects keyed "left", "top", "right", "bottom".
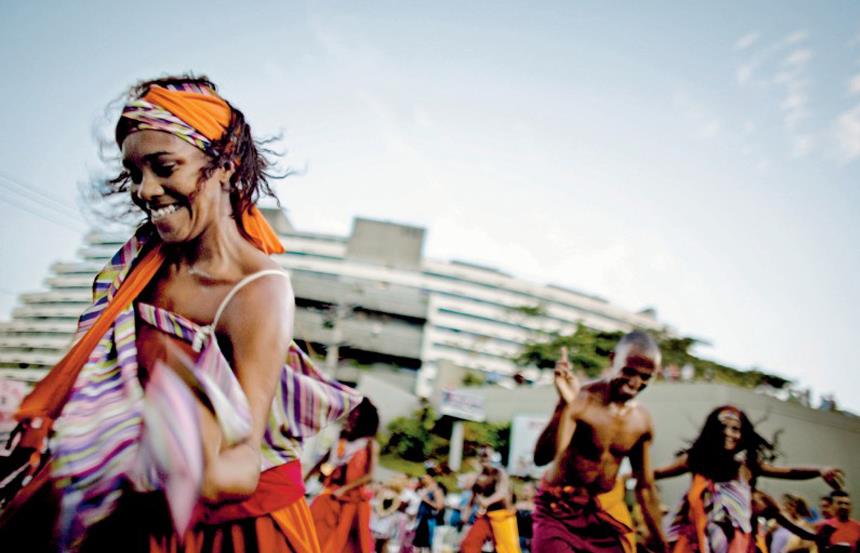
[
  {"left": 143, "top": 86, "right": 232, "bottom": 142},
  {"left": 242, "top": 206, "right": 286, "bottom": 255},
  {"left": 16, "top": 83, "right": 284, "bottom": 427}
]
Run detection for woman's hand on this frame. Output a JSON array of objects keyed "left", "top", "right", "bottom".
[{"left": 821, "top": 467, "right": 845, "bottom": 490}]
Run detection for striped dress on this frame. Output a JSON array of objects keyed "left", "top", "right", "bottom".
[
  {"left": 49, "top": 228, "right": 360, "bottom": 548},
  {"left": 665, "top": 474, "right": 753, "bottom": 553}
]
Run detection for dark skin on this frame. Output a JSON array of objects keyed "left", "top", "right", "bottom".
[
  {"left": 534, "top": 345, "right": 666, "bottom": 551},
  {"left": 818, "top": 494, "right": 860, "bottom": 552},
  {"left": 124, "top": 130, "right": 295, "bottom": 504},
  {"left": 655, "top": 411, "right": 844, "bottom": 551},
  {"left": 653, "top": 414, "right": 844, "bottom": 487},
  {"left": 303, "top": 408, "right": 380, "bottom": 498},
  {"left": 469, "top": 450, "right": 512, "bottom": 515}
]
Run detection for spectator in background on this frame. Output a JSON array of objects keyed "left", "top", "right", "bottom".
[
  {"left": 821, "top": 496, "right": 837, "bottom": 523},
  {"left": 515, "top": 482, "right": 536, "bottom": 553},
  {"left": 371, "top": 479, "right": 405, "bottom": 553},
  {"left": 308, "top": 397, "right": 380, "bottom": 553},
  {"left": 819, "top": 395, "right": 838, "bottom": 412},
  {"left": 412, "top": 473, "right": 445, "bottom": 553},
  {"left": 769, "top": 494, "right": 817, "bottom": 553},
  {"left": 817, "top": 491, "right": 860, "bottom": 553}
]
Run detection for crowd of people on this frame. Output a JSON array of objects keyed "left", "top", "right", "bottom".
[
  {"left": 304, "top": 447, "right": 537, "bottom": 553},
  {"left": 301, "top": 337, "right": 856, "bottom": 553},
  {"left": 301, "top": 334, "right": 857, "bottom": 553},
  {"left": 0, "top": 74, "right": 854, "bottom": 553}
]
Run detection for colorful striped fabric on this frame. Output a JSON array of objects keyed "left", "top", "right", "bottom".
[
  {"left": 138, "top": 358, "right": 203, "bottom": 537},
  {"left": 49, "top": 227, "right": 360, "bottom": 547},
  {"left": 665, "top": 474, "right": 753, "bottom": 553},
  {"left": 135, "top": 298, "right": 362, "bottom": 470},
  {"left": 121, "top": 97, "right": 213, "bottom": 152},
  {"left": 51, "top": 231, "right": 150, "bottom": 548}
]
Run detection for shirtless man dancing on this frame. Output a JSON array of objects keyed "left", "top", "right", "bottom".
[
  {"left": 460, "top": 446, "right": 521, "bottom": 553},
  {"left": 532, "top": 332, "right": 667, "bottom": 553}
]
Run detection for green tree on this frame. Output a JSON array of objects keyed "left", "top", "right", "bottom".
[
  {"left": 513, "top": 323, "right": 622, "bottom": 378},
  {"left": 463, "top": 421, "right": 511, "bottom": 463},
  {"left": 516, "top": 325, "right": 793, "bottom": 390},
  {"left": 383, "top": 406, "right": 449, "bottom": 462}
]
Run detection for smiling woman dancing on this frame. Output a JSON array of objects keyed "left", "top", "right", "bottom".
[
  {"left": 0, "top": 75, "right": 359, "bottom": 552},
  {"left": 656, "top": 405, "right": 843, "bottom": 553}
]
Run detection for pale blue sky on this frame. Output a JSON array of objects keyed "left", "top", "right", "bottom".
[{"left": 1, "top": 1, "right": 858, "bottom": 410}]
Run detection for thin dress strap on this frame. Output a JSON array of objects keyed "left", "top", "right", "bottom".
[{"left": 210, "top": 269, "right": 289, "bottom": 330}]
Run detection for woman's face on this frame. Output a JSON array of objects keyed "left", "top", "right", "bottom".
[
  {"left": 345, "top": 406, "right": 361, "bottom": 435},
  {"left": 122, "top": 130, "right": 231, "bottom": 243},
  {"left": 720, "top": 412, "right": 742, "bottom": 451}
]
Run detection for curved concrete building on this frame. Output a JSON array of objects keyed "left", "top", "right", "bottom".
[{"left": 0, "top": 208, "right": 665, "bottom": 396}]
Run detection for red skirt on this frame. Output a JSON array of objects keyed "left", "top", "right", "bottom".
[
  {"left": 309, "top": 489, "right": 373, "bottom": 553},
  {"left": 80, "top": 462, "right": 320, "bottom": 553}
]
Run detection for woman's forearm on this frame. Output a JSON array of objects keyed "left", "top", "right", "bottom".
[{"left": 202, "top": 442, "right": 261, "bottom": 503}]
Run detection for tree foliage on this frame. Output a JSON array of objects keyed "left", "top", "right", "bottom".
[
  {"left": 383, "top": 406, "right": 449, "bottom": 462},
  {"left": 514, "top": 323, "right": 792, "bottom": 390},
  {"left": 383, "top": 406, "right": 513, "bottom": 466},
  {"left": 512, "top": 323, "right": 623, "bottom": 378},
  {"left": 463, "top": 421, "right": 511, "bottom": 463}
]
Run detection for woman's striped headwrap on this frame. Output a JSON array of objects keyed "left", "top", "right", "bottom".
[
  {"left": 118, "top": 82, "right": 234, "bottom": 156},
  {"left": 116, "top": 81, "right": 283, "bottom": 255}
]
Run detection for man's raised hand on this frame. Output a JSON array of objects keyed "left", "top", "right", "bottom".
[{"left": 554, "top": 346, "right": 580, "bottom": 404}]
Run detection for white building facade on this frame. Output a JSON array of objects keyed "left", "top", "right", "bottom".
[{"left": 0, "top": 209, "right": 666, "bottom": 396}]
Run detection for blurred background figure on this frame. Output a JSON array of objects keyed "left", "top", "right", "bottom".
[
  {"left": 308, "top": 397, "right": 381, "bottom": 553},
  {"left": 514, "top": 482, "right": 536, "bottom": 553},
  {"left": 657, "top": 405, "right": 843, "bottom": 553},
  {"left": 768, "top": 494, "right": 817, "bottom": 553},
  {"left": 460, "top": 446, "right": 521, "bottom": 553},
  {"left": 370, "top": 478, "right": 406, "bottom": 553},
  {"left": 821, "top": 496, "right": 837, "bottom": 523},
  {"left": 817, "top": 491, "right": 860, "bottom": 553},
  {"left": 411, "top": 469, "right": 445, "bottom": 553}
]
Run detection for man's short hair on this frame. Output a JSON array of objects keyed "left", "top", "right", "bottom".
[
  {"left": 616, "top": 331, "right": 661, "bottom": 359},
  {"left": 831, "top": 490, "right": 849, "bottom": 499}
]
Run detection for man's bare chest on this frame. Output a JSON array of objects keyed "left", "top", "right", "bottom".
[{"left": 574, "top": 404, "right": 645, "bottom": 456}]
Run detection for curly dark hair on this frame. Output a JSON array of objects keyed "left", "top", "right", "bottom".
[
  {"left": 99, "top": 73, "right": 282, "bottom": 234},
  {"left": 685, "top": 405, "right": 776, "bottom": 483},
  {"left": 344, "top": 398, "right": 380, "bottom": 440}
]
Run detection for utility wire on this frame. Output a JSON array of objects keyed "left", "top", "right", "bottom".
[{"left": 0, "top": 172, "right": 82, "bottom": 219}]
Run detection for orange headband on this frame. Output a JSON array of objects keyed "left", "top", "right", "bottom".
[
  {"left": 142, "top": 86, "right": 232, "bottom": 142},
  {"left": 121, "top": 84, "right": 284, "bottom": 255}
]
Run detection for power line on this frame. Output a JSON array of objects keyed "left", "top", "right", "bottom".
[
  {"left": 0, "top": 173, "right": 85, "bottom": 224},
  {"left": 0, "top": 188, "right": 86, "bottom": 230},
  {"left": 0, "top": 182, "right": 85, "bottom": 228},
  {"left": 0, "top": 194, "right": 86, "bottom": 232}
]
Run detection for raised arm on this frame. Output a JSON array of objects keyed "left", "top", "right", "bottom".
[
  {"left": 758, "top": 463, "right": 844, "bottom": 489},
  {"left": 534, "top": 346, "right": 581, "bottom": 466},
  {"left": 200, "top": 274, "right": 295, "bottom": 503},
  {"left": 630, "top": 416, "right": 667, "bottom": 553},
  {"left": 653, "top": 453, "right": 690, "bottom": 481}
]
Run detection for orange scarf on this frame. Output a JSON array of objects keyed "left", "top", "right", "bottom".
[{"left": 16, "top": 84, "right": 284, "bottom": 438}]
